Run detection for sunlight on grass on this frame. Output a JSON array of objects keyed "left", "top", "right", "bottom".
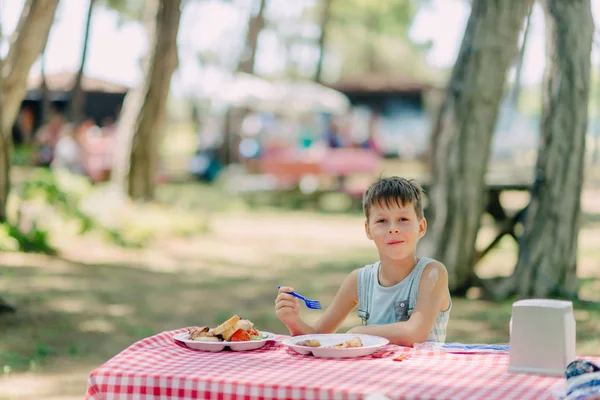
[
  {"left": 79, "top": 319, "right": 116, "bottom": 333},
  {"left": 1, "top": 176, "right": 599, "bottom": 399}
]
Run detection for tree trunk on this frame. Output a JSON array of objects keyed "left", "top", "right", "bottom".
[
  {"left": 509, "top": 0, "right": 594, "bottom": 299},
  {"left": 111, "top": 0, "right": 157, "bottom": 197},
  {"left": 314, "top": 0, "right": 332, "bottom": 83},
  {"left": 0, "top": 18, "right": 9, "bottom": 223},
  {"left": 510, "top": 3, "right": 534, "bottom": 108},
  {"left": 40, "top": 50, "right": 52, "bottom": 125},
  {"left": 0, "top": 10, "right": 16, "bottom": 314},
  {"left": 2, "top": 0, "right": 60, "bottom": 136},
  {"left": 123, "top": 0, "right": 181, "bottom": 201},
  {"left": 424, "top": 0, "right": 530, "bottom": 294},
  {"left": 0, "top": 0, "right": 60, "bottom": 222},
  {"left": 237, "top": 0, "right": 266, "bottom": 74},
  {"left": 69, "top": 0, "right": 96, "bottom": 123}
]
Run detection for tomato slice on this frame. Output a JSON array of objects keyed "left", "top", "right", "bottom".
[
  {"left": 229, "top": 329, "right": 251, "bottom": 342},
  {"left": 248, "top": 328, "right": 259, "bottom": 337}
]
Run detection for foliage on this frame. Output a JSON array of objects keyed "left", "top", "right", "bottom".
[
  {"left": 0, "top": 169, "right": 94, "bottom": 254},
  {"left": 3, "top": 168, "right": 210, "bottom": 252},
  {"left": 0, "top": 222, "right": 54, "bottom": 254},
  {"left": 325, "top": 0, "right": 432, "bottom": 79},
  {"left": 100, "top": 0, "right": 146, "bottom": 21},
  {"left": 16, "top": 169, "right": 96, "bottom": 235}
]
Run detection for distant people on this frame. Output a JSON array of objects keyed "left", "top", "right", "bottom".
[
  {"left": 362, "top": 111, "right": 382, "bottom": 154},
  {"left": 79, "top": 119, "right": 114, "bottom": 183},
  {"left": 32, "top": 111, "right": 66, "bottom": 166},
  {"left": 325, "top": 119, "right": 343, "bottom": 148},
  {"left": 14, "top": 106, "right": 35, "bottom": 145},
  {"left": 101, "top": 117, "right": 116, "bottom": 137},
  {"left": 51, "top": 123, "right": 84, "bottom": 175},
  {"left": 297, "top": 115, "right": 315, "bottom": 149}
]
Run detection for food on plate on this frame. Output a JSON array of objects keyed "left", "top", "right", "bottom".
[
  {"left": 334, "top": 337, "right": 363, "bottom": 348},
  {"left": 295, "top": 337, "right": 364, "bottom": 348},
  {"left": 188, "top": 326, "right": 221, "bottom": 342},
  {"left": 187, "top": 315, "right": 263, "bottom": 342},
  {"left": 296, "top": 339, "right": 322, "bottom": 347}
]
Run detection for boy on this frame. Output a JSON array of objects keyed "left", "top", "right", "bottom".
[{"left": 275, "top": 176, "right": 451, "bottom": 346}]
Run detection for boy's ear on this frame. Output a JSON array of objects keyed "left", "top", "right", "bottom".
[
  {"left": 418, "top": 217, "right": 427, "bottom": 239},
  {"left": 364, "top": 220, "right": 373, "bottom": 240}
]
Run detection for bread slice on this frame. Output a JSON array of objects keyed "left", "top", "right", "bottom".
[
  {"left": 213, "top": 315, "right": 241, "bottom": 337},
  {"left": 220, "top": 326, "right": 238, "bottom": 341}
]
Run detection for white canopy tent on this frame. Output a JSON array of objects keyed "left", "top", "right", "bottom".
[{"left": 210, "top": 73, "right": 350, "bottom": 115}]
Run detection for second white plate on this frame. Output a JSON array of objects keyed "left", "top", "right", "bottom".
[{"left": 282, "top": 334, "right": 389, "bottom": 358}]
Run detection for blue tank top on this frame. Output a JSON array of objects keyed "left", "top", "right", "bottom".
[{"left": 357, "top": 257, "right": 451, "bottom": 343}]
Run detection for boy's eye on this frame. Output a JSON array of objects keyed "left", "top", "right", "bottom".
[
  {"left": 376, "top": 219, "right": 386, "bottom": 223},
  {"left": 401, "top": 217, "right": 410, "bottom": 222}
]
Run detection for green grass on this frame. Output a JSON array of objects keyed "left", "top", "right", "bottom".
[
  {"left": 0, "top": 190, "right": 599, "bottom": 398},
  {"left": 1, "top": 126, "right": 599, "bottom": 398}
]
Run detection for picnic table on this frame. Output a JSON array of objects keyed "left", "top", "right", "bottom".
[
  {"left": 258, "top": 147, "right": 381, "bottom": 189},
  {"left": 85, "top": 328, "right": 594, "bottom": 400}
]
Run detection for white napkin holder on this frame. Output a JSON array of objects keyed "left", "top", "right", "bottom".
[{"left": 508, "top": 299, "right": 576, "bottom": 376}]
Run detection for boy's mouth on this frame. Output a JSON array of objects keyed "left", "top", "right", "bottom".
[{"left": 386, "top": 240, "right": 404, "bottom": 245}]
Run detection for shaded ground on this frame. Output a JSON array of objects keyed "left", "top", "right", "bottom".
[{"left": 1, "top": 204, "right": 599, "bottom": 399}]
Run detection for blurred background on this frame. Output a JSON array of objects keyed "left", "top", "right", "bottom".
[{"left": 0, "top": 0, "right": 599, "bottom": 398}]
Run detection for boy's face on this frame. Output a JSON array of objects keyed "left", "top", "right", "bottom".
[{"left": 364, "top": 200, "right": 426, "bottom": 261}]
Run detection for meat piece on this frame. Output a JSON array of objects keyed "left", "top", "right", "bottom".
[
  {"left": 334, "top": 337, "right": 363, "bottom": 348},
  {"left": 296, "top": 339, "right": 321, "bottom": 347}
]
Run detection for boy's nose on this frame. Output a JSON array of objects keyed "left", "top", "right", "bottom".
[{"left": 388, "top": 227, "right": 400, "bottom": 234}]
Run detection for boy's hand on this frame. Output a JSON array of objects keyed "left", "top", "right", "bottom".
[{"left": 275, "top": 286, "right": 300, "bottom": 329}]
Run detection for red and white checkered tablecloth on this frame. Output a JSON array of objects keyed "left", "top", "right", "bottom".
[{"left": 85, "top": 328, "right": 597, "bottom": 400}]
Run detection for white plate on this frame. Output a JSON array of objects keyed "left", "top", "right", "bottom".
[
  {"left": 173, "top": 331, "right": 277, "bottom": 352},
  {"left": 282, "top": 334, "right": 389, "bottom": 358}
]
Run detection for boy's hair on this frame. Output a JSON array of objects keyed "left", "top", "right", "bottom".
[{"left": 362, "top": 176, "right": 425, "bottom": 220}]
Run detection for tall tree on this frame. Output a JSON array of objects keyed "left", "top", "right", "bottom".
[
  {"left": 510, "top": 4, "right": 533, "bottom": 109},
  {"left": 2, "top": 0, "right": 60, "bottom": 137},
  {"left": 40, "top": 49, "right": 52, "bottom": 125},
  {"left": 424, "top": 0, "right": 531, "bottom": 294},
  {"left": 69, "top": 0, "right": 97, "bottom": 122},
  {"left": 237, "top": 0, "right": 267, "bottom": 74},
  {"left": 112, "top": 0, "right": 181, "bottom": 200},
  {"left": 496, "top": 0, "right": 594, "bottom": 299},
  {"left": 0, "top": 12, "right": 8, "bottom": 223},
  {"left": 314, "top": 0, "right": 333, "bottom": 83},
  {"left": 0, "top": 0, "right": 60, "bottom": 222}
]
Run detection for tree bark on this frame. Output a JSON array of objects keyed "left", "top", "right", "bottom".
[
  {"left": 111, "top": 0, "right": 157, "bottom": 197},
  {"left": 2, "top": 0, "right": 60, "bottom": 136},
  {"left": 424, "top": 0, "right": 530, "bottom": 294},
  {"left": 509, "top": 0, "right": 594, "bottom": 299},
  {"left": 69, "top": 0, "right": 97, "bottom": 122},
  {"left": 120, "top": 0, "right": 181, "bottom": 201},
  {"left": 510, "top": 3, "right": 533, "bottom": 108},
  {"left": 314, "top": 0, "right": 332, "bottom": 83},
  {"left": 0, "top": 0, "right": 60, "bottom": 223},
  {"left": 40, "top": 50, "right": 52, "bottom": 125},
  {"left": 1, "top": 12, "right": 15, "bottom": 314},
  {"left": 0, "top": 18, "right": 9, "bottom": 223},
  {"left": 237, "top": 0, "right": 266, "bottom": 74}
]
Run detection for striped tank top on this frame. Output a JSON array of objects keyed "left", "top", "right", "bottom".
[{"left": 356, "top": 257, "right": 451, "bottom": 343}]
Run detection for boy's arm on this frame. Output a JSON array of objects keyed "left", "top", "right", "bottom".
[
  {"left": 285, "top": 269, "right": 359, "bottom": 336},
  {"left": 347, "top": 262, "right": 448, "bottom": 346}
]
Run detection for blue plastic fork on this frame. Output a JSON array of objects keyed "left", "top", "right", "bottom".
[{"left": 278, "top": 286, "right": 322, "bottom": 310}]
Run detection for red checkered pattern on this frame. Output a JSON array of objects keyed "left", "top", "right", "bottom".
[{"left": 86, "top": 329, "right": 599, "bottom": 400}]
